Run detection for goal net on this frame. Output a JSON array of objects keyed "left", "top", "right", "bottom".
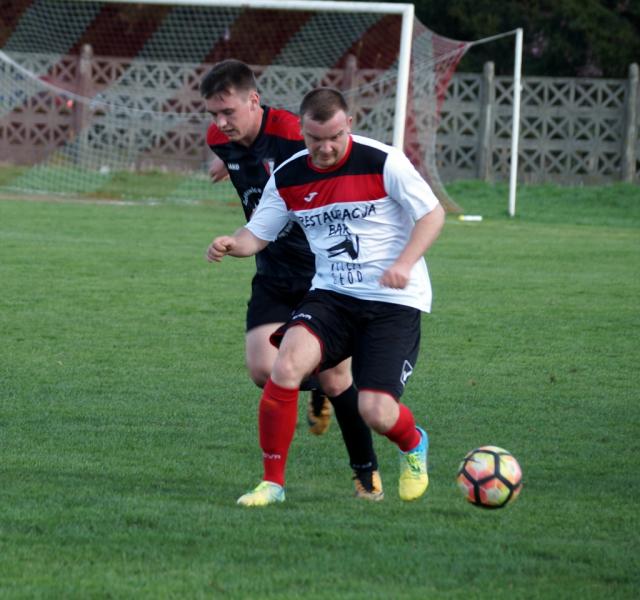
[{"left": 0, "top": 0, "right": 470, "bottom": 209}]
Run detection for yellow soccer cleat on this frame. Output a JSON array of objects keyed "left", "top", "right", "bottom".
[
  {"left": 237, "top": 481, "right": 285, "bottom": 507},
  {"left": 353, "top": 469, "right": 384, "bottom": 501},
  {"left": 307, "top": 389, "right": 332, "bottom": 435},
  {"left": 398, "top": 427, "right": 429, "bottom": 501}
]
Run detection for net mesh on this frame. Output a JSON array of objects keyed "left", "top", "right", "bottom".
[{"left": 0, "top": 0, "right": 470, "bottom": 208}]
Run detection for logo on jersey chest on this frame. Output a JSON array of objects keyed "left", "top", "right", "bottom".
[
  {"left": 304, "top": 191, "right": 318, "bottom": 203},
  {"left": 242, "top": 186, "right": 263, "bottom": 208},
  {"left": 263, "top": 158, "right": 275, "bottom": 175}
]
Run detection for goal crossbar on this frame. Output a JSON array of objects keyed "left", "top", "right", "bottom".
[
  {"left": 92, "top": 0, "right": 415, "bottom": 150},
  {"left": 101, "top": 0, "right": 411, "bottom": 13}
]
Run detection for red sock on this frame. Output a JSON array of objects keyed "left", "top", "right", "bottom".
[
  {"left": 384, "top": 403, "right": 421, "bottom": 452},
  {"left": 259, "top": 378, "right": 299, "bottom": 486}
]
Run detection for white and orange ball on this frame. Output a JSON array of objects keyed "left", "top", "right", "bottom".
[{"left": 457, "top": 446, "right": 522, "bottom": 509}]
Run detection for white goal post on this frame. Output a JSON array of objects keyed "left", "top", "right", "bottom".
[{"left": 509, "top": 27, "right": 523, "bottom": 217}]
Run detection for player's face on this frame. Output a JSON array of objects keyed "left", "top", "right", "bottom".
[
  {"left": 205, "top": 87, "right": 261, "bottom": 146},
  {"left": 301, "top": 110, "right": 352, "bottom": 169}
]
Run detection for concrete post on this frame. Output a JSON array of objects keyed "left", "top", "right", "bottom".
[
  {"left": 621, "top": 63, "right": 638, "bottom": 182},
  {"left": 74, "top": 44, "right": 93, "bottom": 166},
  {"left": 477, "top": 61, "right": 495, "bottom": 181}
]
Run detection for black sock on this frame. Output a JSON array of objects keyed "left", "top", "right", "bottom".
[{"left": 329, "top": 385, "right": 378, "bottom": 472}]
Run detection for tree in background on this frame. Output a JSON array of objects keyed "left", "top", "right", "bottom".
[{"left": 382, "top": 0, "right": 640, "bottom": 77}]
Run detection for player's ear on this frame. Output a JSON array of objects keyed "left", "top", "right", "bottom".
[
  {"left": 346, "top": 115, "right": 353, "bottom": 132},
  {"left": 248, "top": 90, "right": 260, "bottom": 109}
]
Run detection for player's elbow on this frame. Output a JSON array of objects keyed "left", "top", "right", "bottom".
[
  {"left": 244, "top": 230, "right": 270, "bottom": 255},
  {"left": 255, "top": 236, "right": 270, "bottom": 253},
  {"left": 227, "top": 228, "right": 267, "bottom": 257}
]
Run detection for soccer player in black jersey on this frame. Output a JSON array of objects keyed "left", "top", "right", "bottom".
[{"left": 200, "top": 60, "right": 382, "bottom": 500}]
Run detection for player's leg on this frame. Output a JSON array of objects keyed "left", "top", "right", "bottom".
[
  {"left": 305, "top": 327, "right": 333, "bottom": 436},
  {"left": 246, "top": 274, "right": 333, "bottom": 434},
  {"left": 244, "top": 274, "right": 293, "bottom": 388},
  {"left": 245, "top": 318, "right": 327, "bottom": 401},
  {"left": 245, "top": 323, "right": 281, "bottom": 388},
  {"left": 358, "top": 390, "right": 428, "bottom": 502},
  {"left": 353, "top": 302, "right": 429, "bottom": 502},
  {"left": 318, "top": 359, "right": 383, "bottom": 501},
  {"left": 244, "top": 274, "right": 315, "bottom": 388},
  {"left": 240, "top": 290, "right": 356, "bottom": 506},
  {"left": 238, "top": 324, "right": 322, "bottom": 507},
  {"left": 270, "top": 324, "right": 322, "bottom": 387},
  {"left": 307, "top": 387, "right": 332, "bottom": 435}
]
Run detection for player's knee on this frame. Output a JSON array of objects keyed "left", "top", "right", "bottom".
[
  {"left": 247, "top": 364, "right": 270, "bottom": 388},
  {"left": 317, "top": 373, "right": 352, "bottom": 398},
  {"left": 271, "top": 355, "right": 305, "bottom": 388},
  {"left": 358, "top": 396, "right": 389, "bottom": 433}
]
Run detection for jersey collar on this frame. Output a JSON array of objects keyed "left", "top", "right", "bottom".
[{"left": 249, "top": 105, "right": 270, "bottom": 148}]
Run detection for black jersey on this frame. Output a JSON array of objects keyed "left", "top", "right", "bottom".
[{"left": 206, "top": 106, "right": 315, "bottom": 279}]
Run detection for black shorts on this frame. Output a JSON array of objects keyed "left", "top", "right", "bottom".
[
  {"left": 270, "top": 289, "right": 421, "bottom": 399},
  {"left": 246, "top": 273, "right": 312, "bottom": 331}
]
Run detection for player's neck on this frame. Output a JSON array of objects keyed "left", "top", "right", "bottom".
[{"left": 238, "top": 105, "right": 265, "bottom": 147}]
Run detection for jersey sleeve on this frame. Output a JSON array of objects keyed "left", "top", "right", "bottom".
[
  {"left": 244, "top": 174, "right": 291, "bottom": 242},
  {"left": 383, "top": 148, "right": 440, "bottom": 221},
  {"left": 264, "top": 108, "right": 303, "bottom": 141}
]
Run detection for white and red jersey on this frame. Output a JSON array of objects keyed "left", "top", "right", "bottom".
[{"left": 246, "top": 135, "right": 440, "bottom": 312}]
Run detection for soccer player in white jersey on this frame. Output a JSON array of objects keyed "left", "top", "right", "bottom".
[
  {"left": 201, "top": 61, "right": 382, "bottom": 501},
  {"left": 206, "top": 88, "right": 445, "bottom": 506}
]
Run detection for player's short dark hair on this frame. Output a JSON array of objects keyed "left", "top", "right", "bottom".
[
  {"left": 299, "top": 88, "right": 349, "bottom": 123},
  {"left": 200, "top": 59, "right": 258, "bottom": 99}
]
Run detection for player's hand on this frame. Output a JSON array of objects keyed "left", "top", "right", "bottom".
[
  {"left": 209, "top": 157, "right": 230, "bottom": 183},
  {"left": 380, "top": 262, "right": 411, "bottom": 289},
  {"left": 206, "top": 236, "right": 235, "bottom": 262}
]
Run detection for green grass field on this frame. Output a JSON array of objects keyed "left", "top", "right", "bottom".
[{"left": 1, "top": 181, "right": 639, "bottom": 598}]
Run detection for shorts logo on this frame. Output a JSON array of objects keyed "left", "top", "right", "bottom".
[
  {"left": 400, "top": 360, "right": 414, "bottom": 386},
  {"left": 227, "top": 163, "right": 240, "bottom": 170},
  {"left": 292, "top": 312, "right": 313, "bottom": 320}
]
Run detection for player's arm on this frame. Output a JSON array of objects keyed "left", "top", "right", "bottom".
[
  {"left": 380, "top": 149, "right": 446, "bottom": 289},
  {"left": 208, "top": 154, "right": 230, "bottom": 183},
  {"left": 206, "top": 227, "right": 268, "bottom": 262},
  {"left": 206, "top": 173, "right": 290, "bottom": 263},
  {"left": 380, "top": 203, "right": 445, "bottom": 289}
]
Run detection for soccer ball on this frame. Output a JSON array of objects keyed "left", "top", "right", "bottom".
[{"left": 456, "top": 446, "right": 522, "bottom": 509}]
